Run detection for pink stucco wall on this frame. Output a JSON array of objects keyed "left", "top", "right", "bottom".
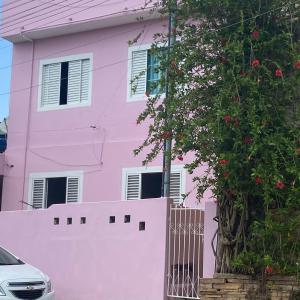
[
  {"left": 203, "top": 201, "right": 217, "bottom": 278},
  {"left": 2, "top": 19, "right": 206, "bottom": 211},
  {"left": 0, "top": 199, "right": 170, "bottom": 300}
]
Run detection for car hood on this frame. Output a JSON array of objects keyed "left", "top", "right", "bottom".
[{"left": 0, "top": 263, "right": 45, "bottom": 282}]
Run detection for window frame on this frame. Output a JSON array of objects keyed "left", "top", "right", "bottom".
[
  {"left": 38, "top": 53, "right": 93, "bottom": 112},
  {"left": 28, "top": 171, "right": 83, "bottom": 209},
  {"left": 121, "top": 165, "right": 186, "bottom": 202},
  {"left": 127, "top": 44, "right": 166, "bottom": 102}
]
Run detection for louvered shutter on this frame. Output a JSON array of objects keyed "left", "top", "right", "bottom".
[
  {"left": 80, "top": 59, "right": 90, "bottom": 103},
  {"left": 130, "top": 50, "right": 148, "bottom": 98},
  {"left": 67, "top": 60, "right": 81, "bottom": 104},
  {"left": 67, "top": 59, "right": 90, "bottom": 104},
  {"left": 41, "top": 63, "right": 61, "bottom": 107},
  {"left": 66, "top": 176, "right": 80, "bottom": 203},
  {"left": 32, "top": 178, "right": 45, "bottom": 209},
  {"left": 170, "top": 172, "right": 182, "bottom": 204},
  {"left": 126, "top": 173, "right": 141, "bottom": 200}
]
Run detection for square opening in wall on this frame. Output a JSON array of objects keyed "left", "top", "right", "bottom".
[
  {"left": 109, "top": 216, "right": 115, "bottom": 223},
  {"left": 67, "top": 217, "right": 72, "bottom": 225},
  {"left": 80, "top": 217, "right": 86, "bottom": 224},
  {"left": 54, "top": 217, "right": 59, "bottom": 225},
  {"left": 139, "top": 221, "right": 145, "bottom": 231},
  {"left": 124, "top": 215, "right": 131, "bottom": 223}
]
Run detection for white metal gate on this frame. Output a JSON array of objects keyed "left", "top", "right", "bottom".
[{"left": 167, "top": 205, "right": 204, "bottom": 299}]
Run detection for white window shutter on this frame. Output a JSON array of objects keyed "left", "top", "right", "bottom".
[
  {"left": 170, "top": 172, "right": 182, "bottom": 204},
  {"left": 126, "top": 173, "right": 141, "bottom": 200},
  {"left": 80, "top": 59, "right": 90, "bottom": 103},
  {"left": 67, "top": 60, "right": 82, "bottom": 104},
  {"left": 66, "top": 176, "right": 80, "bottom": 203},
  {"left": 130, "top": 50, "right": 148, "bottom": 97},
  {"left": 68, "top": 59, "right": 90, "bottom": 104},
  {"left": 32, "top": 178, "right": 45, "bottom": 209},
  {"left": 41, "top": 63, "right": 61, "bottom": 107}
]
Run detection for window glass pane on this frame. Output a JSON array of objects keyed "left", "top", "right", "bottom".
[
  {"left": 141, "top": 172, "right": 163, "bottom": 199},
  {"left": 60, "top": 62, "right": 69, "bottom": 105},
  {"left": 146, "top": 50, "right": 164, "bottom": 95},
  {"left": 0, "top": 247, "right": 24, "bottom": 265},
  {"left": 46, "top": 177, "right": 67, "bottom": 208}
]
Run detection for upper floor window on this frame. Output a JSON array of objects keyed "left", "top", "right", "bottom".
[
  {"left": 38, "top": 54, "right": 92, "bottom": 111},
  {"left": 127, "top": 45, "right": 165, "bottom": 102}
]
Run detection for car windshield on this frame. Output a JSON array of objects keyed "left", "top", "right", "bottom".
[{"left": 0, "top": 247, "right": 24, "bottom": 265}]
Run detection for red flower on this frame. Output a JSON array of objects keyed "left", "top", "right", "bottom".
[
  {"left": 145, "top": 92, "right": 150, "bottom": 97},
  {"left": 252, "top": 30, "right": 260, "bottom": 40},
  {"left": 223, "top": 115, "right": 231, "bottom": 124},
  {"left": 177, "top": 155, "right": 183, "bottom": 161},
  {"left": 172, "top": 28, "right": 177, "bottom": 34},
  {"left": 243, "top": 136, "right": 253, "bottom": 145},
  {"left": 219, "top": 159, "right": 229, "bottom": 166},
  {"left": 255, "top": 176, "right": 263, "bottom": 185},
  {"left": 265, "top": 265, "right": 273, "bottom": 275},
  {"left": 223, "top": 172, "right": 230, "bottom": 178},
  {"left": 294, "top": 60, "right": 300, "bottom": 70},
  {"left": 275, "top": 180, "right": 285, "bottom": 190},
  {"left": 252, "top": 59, "right": 260, "bottom": 67},
  {"left": 136, "top": 119, "right": 141, "bottom": 125},
  {"left": 275, "top": 69, "right": 283, "bottom": 77}
]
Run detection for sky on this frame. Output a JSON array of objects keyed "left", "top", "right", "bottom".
[{"left": 0, "top": 0, "right": 13, "bottom": 121}]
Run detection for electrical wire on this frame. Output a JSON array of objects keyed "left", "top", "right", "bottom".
[
  {"left": 1, "top": 0, "right": 70, "bottom": 27},
  {"left": 213, "top": 0, "right": 300, "bottom": 32},
  {"left": 0, "top": 35, "right": 152, "bottom": 97},
  {"left": 0, "top": 14, "right": 151, "bottom": 77},
  {"left": 31, "top": 0, "right": 124, "bottom": 9},
  {"left": 2, "top": 136, "right": 145, "bottom": 172},
  {"left": 0, "top": 22, "right": 148, "bottom": 72},
  {"left": 1, "top": 27, "right": 150, "bottom": 171},
  {"left": 26, "top": 3, "right": 153, "bottom": 34},
  {"left": 1, "top": 0, "right": 34, "bottom": 13},
  {"left": 1, "top": 0, "right": 297, "bottom": 35},
  {"left": 0, "top": 0, "right": 296, "bottom": 70},
  {"left": 0, "top": 0, "right": 297, "bottom": 96},
  {"left": 1, "top": 0, "right": 111, "bottom": 33}
]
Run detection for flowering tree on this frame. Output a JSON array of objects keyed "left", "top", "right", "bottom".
[{"left": 136, "top": 0, "right": 300, "bottom": 274}]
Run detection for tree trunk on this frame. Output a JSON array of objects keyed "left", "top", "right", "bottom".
[{"left": 215, "top": 200, "right": 248, "bottom": 273}]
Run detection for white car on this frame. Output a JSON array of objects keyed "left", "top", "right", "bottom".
[{"left": 0, "top": 246, "right": 54, "bottom": 299}]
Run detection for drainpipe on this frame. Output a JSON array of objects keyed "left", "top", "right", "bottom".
[
  {"left": 20, "top": 32, "right": 35, "bottom": 210},
  {"left": 162, "top": 1, "right": 177, "bottom": 199}
]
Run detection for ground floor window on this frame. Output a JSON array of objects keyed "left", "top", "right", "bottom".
[
  {"left": 122, "top": 166, "right": 185, "bottom": 204},
  {"left": 29, "top": 171, "right": 82, "bottom": 209}
]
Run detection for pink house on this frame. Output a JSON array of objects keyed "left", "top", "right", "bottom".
[{"left": 0, "top": 1, "right": 217, "bottom": 299}]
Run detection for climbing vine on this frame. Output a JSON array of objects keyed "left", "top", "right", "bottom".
[{"left": 135, "top": 0, "right": 300, "bottom": 274}]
